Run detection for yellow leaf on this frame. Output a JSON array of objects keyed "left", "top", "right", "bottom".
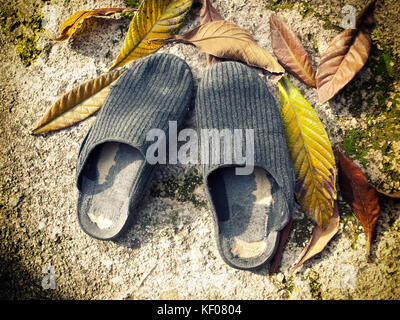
[
  {"left": 49, "top": 8, "right": 136, "bottom": 41},
  {"left": 31, "top": 69, "right": 125, "bottom": 134},
  {"left": 109, "top": 0, "right": 193, "bottom": 71},
  {"left": 278, "top": 76, "right": 337, "bottom": 229}
]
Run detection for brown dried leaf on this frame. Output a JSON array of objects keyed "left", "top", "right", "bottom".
[
  {"left": 49, "top": 8, "right": 135, "bottom": 41},
  {"left": 269, "top": 216, "right": 293, "bottom": 275},
  {"left": 158, "top": 20, "right": 284, "bottom": 73},
  {"left": 316, "top": 0, "right": 377, "bottom": 103},
  {"left": 200, "top": 0, "right": 223, "bottom": 24},
  {"left": 375, "top": 189, "right": 400, "bottom": 199},
  {"left": 31, "top": 69, "right": 125, "bottom": 134},
  {"left": 269, "top": 14, "right": 316, "bottom": 87},
  {"left": 337, "top": 147, "right": 381, "bottom": 259},
  {"left": 289, "top": 205, "right": 340, "bottom": 275},
  {"left": 199, "top": 0, "right": 225, "bottom": 66}
]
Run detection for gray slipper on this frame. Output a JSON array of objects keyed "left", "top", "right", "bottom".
[
  {"left": 196, "top": 61, "right": 295, "bottom": 269},
  {"left": 76, "top": 53, "right": 194, "bottom": 240}
]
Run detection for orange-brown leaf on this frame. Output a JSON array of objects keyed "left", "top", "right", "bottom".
[
  {"left": 199, "top": 0, "right": 225, "bottom": 66},
  {"left": 316, "top": 0, "right": 377, "bottom": 103},
  {"left": 269, "top": 216, "right": 293, "bottom": 275},
  {"left": 200, "top": 0, "right": 223, "bottom": 23},
  {"left": 270, "top": 14, "right": 316, "bottom": 87},
  {"left": 290, "top": 206, "right": 340, "bottom": 275},
  {"left": 337, "top": 147, "right": 380, "bottom": 259},
  {"left": 375, "top": 189, "right": 400, "bottom": 199}
]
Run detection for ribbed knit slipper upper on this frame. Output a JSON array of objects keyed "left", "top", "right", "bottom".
[
  {"left": 196, "top": 61, "right": 295, "bottom": 269},
  {"left": 76, "top": 53, "right": 194, "bottom": 240}
]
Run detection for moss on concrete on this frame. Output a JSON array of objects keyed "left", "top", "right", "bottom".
[
  {"left": 307, "top": 270, "right": 323, "bottom": 300},
  {"left": 271, "top": 274, "right": 295, "bottom": 298},
  {"left": 124, "top": 0, "right": 140, "bottom": 8},
  {"left": 265, "top": 0, "right": 343, "bottom": 31},
  {"left": 344, "top": 45, "right": 400, "bottom": 116},
  {"left": 291, "top": 215, "right": 313, "bottom": 248},
  {"left": 370, "top": 0, "right": 400, "bottom": 66},
  {"left": 297, "top": 3, "right": 343, "bottom": 31},
  {"left": 306, "top": 33, "right": 319, "bottom": 53},
  {"left": 341, "top": 46, "right": 400, "bottom": 193},
  {"left": 282, "top": 276, "right": 295, "bottom": 294},
  {"left": 341, "top": 129, "right": 370, "bottom": 169},
  {"left": 150, "top": 169, "right": 206, "bottom": 208},
  {"left": 14, "top": 33, "right": 42, "bottom": 66},
  {"left": 121, "top": 0, "right": 141, "bottom": 18},
  {"left": 337, "top": 199, "right": 364, "bottom": 250},
  {"left": 354, "top": 213, "right": 400, "bottom": 299},
  {"left": 0, "top": 4, "right": 43, "bottom": 67},
  {"left": 265, "top": 0, "right": 295, "bottom": 11}
]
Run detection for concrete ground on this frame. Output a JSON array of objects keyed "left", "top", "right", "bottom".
[{"left": 0, "top": 0, "right": 399, "bottom": 299}]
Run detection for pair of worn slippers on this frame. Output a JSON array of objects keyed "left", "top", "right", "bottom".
[{"left": 76, "top": 54, "right": 295, "bottom": 270}]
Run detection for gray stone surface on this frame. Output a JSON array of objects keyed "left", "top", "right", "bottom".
[{"left": 0, "top": 0, "right": 399, "bottom": 299}]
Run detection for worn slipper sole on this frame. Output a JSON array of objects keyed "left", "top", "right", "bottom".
[
  {"left": 76, "top": 53, "right": 194, "bottom": 240},
  {"left": 196, "top": 61, "right": 295, "bottom": 270}
]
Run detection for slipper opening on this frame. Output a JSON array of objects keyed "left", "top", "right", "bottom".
[
  {"left": 77, "top": 142, "right": 145, "bottom": 240},
  {"left": 207, "top": 165, "right": 286, "bottom": 269}
]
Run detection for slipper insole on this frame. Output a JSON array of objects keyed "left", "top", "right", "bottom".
[
  {"left": 208, "top": 166, "right": 280, "bottom": 267},
  {"left": 78, "top": 142, "right": 144, "bottom": 239}
]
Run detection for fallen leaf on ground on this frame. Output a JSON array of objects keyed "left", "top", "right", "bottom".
[
  {"left": 269, "top": 216, "right": 293, "bottom": 275},
  {"left": 289, "top": 205, "right": 340, "bottom": 275},
  {"left": 200, "top": 0, "right": 223, "bottom": 23},
  {"left": 279, "top": 76, "right": 337, "bottom": 229},
  {"left": 109, "top": 0, "right": 193, "bottom": 71},
  {"left": 48, "top": 8, "right": 136, "bottom": 41},
  {"left": 270, "top": 14, "right": 316, "bottom": 87},
  {"left": 316, "top": 0, "right": 377, "bottom": 103},
  {"left": 199, "top": 0, "right": 225, "bottom": 66},
  {"left": 337, "top": 146, "right": 380, "bottom": 260},
  {"left": 375, "top": 189, "right": 400, "bottom": 199},
  {"left": 152, "top": 20, "right": 285, "bottom": 74},
  {"left": 31, "top": 69, "right": 125, "bottom": 134}
]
